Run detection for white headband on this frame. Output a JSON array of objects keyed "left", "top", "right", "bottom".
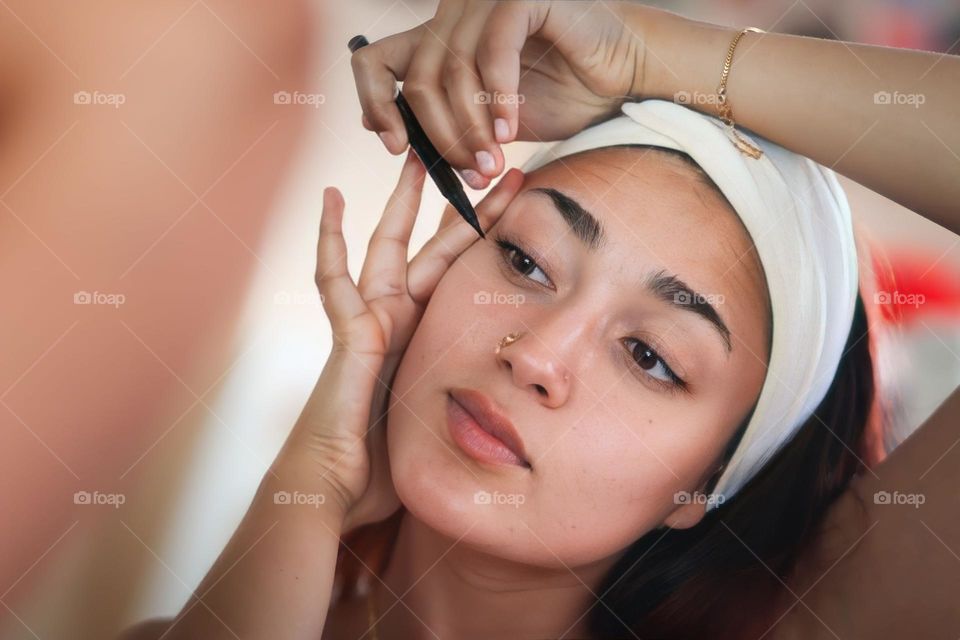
[{"left": 520, "top": 99, "right": 859, "bottom": 510}]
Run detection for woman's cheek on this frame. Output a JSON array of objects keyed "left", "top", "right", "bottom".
[
  {"left": 533, "top": 409, "right": 710, "bottom": 549},
  {"left": 517, "top": 422, "right": 636, "bottom": 550},
  {"left": 384, "top": 251, "right": 520, "bottom": 514},
  {"left": 394, "top": 251, "right": 494, "bottom": 391}
]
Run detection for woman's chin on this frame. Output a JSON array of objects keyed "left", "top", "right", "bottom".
[
  {"left": 385, "top": 405, "right": 654, "bottom": 569},
  {"left": 391, "top": 447, "right": 491, "bottom": 526},
  {"left": 389, "top": 450, "right": 532, "bottom": 557}
]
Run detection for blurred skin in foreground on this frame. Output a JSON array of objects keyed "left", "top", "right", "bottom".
[{"left": 0, "top": 0, "right": 315, "bottom": 616}]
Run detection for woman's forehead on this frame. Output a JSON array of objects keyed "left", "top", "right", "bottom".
[
  {"left": 527, "top": 146, "right": 731, "bottom": 216},
  {"left": 512, "top": 149, "right": 750, "bottom": 255}
]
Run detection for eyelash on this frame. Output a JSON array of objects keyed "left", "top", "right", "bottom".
[
  {"left": 621, "top": 337, "right": 688, "bottom": 395},
  {"left": 493, "top": 232, "right": 689, "bottom": 395},
  {"left": 495, "top": 233, "right": 554, "bottom": 289}
]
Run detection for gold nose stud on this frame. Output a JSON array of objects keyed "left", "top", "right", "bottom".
[{"left": 495, "top": 331, "right": 523, "bottom": 355}]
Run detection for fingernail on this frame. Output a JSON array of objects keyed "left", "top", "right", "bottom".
[
  {"left": 461, "top": 169, "right": 485, "bottom": 189},
  {"left": 378, "top": 131, "right": 395, "bottom": 152},
  {"left": 494, "top": 118, "right": 510, "bottom": 143},
  {"left": 475, "top": 150, "right": 496, "bottom": 175}
]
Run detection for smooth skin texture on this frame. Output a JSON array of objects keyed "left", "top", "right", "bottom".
[
  {"left": 124, "top": 1, "right": 959, "bottom": 638},
  {"left": 0, "top": 0, "right": 315, "bottom": 626}
]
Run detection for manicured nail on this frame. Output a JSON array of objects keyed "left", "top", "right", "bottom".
[
  {"left": 475, "top": 150, "right": 495, "bottom": 175},
  {"left": 461, "top": 169, "right": 486, "bottom": 189},
  {"left": 494, "top": 118, "right": 510, "bottom": 143}
]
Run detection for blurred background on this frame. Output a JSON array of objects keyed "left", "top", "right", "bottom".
[{"left": 0, "top": 1, "right": 957, "bottom": 638}]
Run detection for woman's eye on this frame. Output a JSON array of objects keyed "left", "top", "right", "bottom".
[
  {"left": 495, "top": 238, "right": 552, "bottom": 288},
  {"left": 624, "top": 338, "right": 686, "bottom": 392},
  {"left": 494, "top": 235, "right": 686, "bottom": 394}
]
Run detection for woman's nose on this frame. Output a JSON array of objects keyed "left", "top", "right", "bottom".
[{"left": 495, "top": 324, "right": 574, "bottom": 408}]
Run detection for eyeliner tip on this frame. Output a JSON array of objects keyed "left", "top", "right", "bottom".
[
  {"left": 447, "top": 190, "right": 485, "bottom": 239},
  {"left": 468, "top": 217, "right": 485, "bottom": 239}
]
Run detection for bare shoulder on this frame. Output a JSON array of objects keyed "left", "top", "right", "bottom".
[
  {"left": 759, "top": 478, "right": 873, "bottom": 640},
  {"left": 770, "top": 387, "right": 960, "bottom": 639}
]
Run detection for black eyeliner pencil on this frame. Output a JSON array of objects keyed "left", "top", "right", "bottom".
[{"left": 348, "top": 34, "right": 485, "bottom": 239}]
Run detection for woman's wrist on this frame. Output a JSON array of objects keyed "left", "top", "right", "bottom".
[
  {"left": 628, "top": 6, "right": 740, "bottom": 114},
  {"left": 261, "top": 445, "right": 353, "bottom": 526}
]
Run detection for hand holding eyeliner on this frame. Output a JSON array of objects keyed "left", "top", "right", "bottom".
[{"left": 348, "top": 34, "right": 486, "bottom": 239}]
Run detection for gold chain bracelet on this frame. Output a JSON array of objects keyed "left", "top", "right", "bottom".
[{"left": 717, "top": 26, "right": 765, "bottom": 159}]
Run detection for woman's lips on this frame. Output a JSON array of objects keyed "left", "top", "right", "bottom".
[{"left": 446, "top": 389, "right": 531, "bottom": 469}]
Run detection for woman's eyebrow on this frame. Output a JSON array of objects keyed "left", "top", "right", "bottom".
[
  {"left": 643, "top": 269, "right": 733, "bottom": 354},
  {"left": 528, "top": 187, "right": 606, "bottom": 250},
  {"left": 527, "top": 186, "right": 732, "bottom": 355}
]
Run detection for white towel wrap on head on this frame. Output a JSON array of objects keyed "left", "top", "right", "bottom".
[{"left": 520, "top": 99, "right": 860, "bottom": 511}]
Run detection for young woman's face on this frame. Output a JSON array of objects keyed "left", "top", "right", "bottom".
[{"left": 387, "top": 146, "right": 771, "bottom": 568}]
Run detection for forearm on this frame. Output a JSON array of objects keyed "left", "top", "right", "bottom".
[
  {"left": 163, "top": 456, "right": 346, "bottom": 639},
  {"left": 633, "top": 7, "right": 960, "bottom": 235}
]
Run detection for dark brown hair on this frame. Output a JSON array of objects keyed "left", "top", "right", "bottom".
[{"left": 587, "top": 290, "right": 874, "bottom": 638}]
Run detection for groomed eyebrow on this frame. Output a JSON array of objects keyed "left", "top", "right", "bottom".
[
  {"left": 529, "top": 188, "right": 605, "bottom": 250},
  {"left": 529, "top": 187, "right": 732, "bottom": 355},
  {"left": 643, "top": 270, "right": 732, "bottom": 354}
]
